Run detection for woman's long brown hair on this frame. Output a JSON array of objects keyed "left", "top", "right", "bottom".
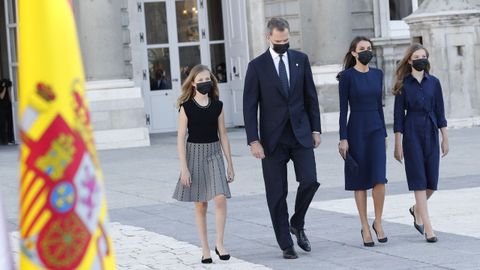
[
  {"left": 176, "top": 64, "right": 220, "bottom": 108},
  {"left": 392, "top": 43, "right": 430, "bottom": 95}
]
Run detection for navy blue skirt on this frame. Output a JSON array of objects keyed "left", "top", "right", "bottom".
[{"left": 344, "top": 111, "right": 387, "bottom": 190}]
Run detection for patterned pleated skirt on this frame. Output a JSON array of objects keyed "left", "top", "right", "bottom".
[{"left": 172, "top": 141, "right": 231, "bottom": 202}]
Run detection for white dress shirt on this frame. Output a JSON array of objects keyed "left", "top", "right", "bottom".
[{"left": 269, "top": 47, "right": 290, "bottom": 85}]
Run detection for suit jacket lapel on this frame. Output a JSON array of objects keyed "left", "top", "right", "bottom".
[
  {"left": 287, "top": 51, "right": 298, "bottom": 94},
  {"left": 261, "top": 50, "right": 288, "bottom": 99}
]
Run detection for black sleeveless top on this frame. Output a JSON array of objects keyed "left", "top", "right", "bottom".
[{"left": 182, "top": 98, "right": 223, "bottom": 143}]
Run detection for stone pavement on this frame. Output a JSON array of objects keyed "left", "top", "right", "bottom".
[{"left": 1, "top": 126, "right": 480, "bottom": 269}]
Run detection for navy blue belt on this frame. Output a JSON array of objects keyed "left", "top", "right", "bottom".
[{"left": 350, "top": 109, "right": 378, "bottom": 112}]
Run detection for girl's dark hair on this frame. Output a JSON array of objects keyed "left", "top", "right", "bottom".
[{"left": 336, "top": 36, "right": 373, "bottom": 80}]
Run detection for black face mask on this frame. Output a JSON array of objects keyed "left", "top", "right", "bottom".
[
  {"left": 356, "top": 50, "right": 373, "bottom": 65},
  {"left": 196, "top": 81, "right": 213, "bottom": 95},
  {"left": 272, "top": 42, "right": 289, "bottom": 54},
  {"left": 411, "top": 58, "right": 429, "bottom": 72}
]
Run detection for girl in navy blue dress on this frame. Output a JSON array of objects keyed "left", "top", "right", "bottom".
[
  {"left": 393, "top": 44, "right": 449, "bottom": 243},
  {"left": 338, "top": 36, "right": 388, "bottom": 247}
]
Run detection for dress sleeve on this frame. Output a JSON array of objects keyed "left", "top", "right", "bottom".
[
  {"left": 393, "top": 88, "right": 406, "bottom": 133},
  {"left": 378, "top": 70, "right": 387, "bottom": 137},
  {"left": 338, "top": 71, "right": 349, "bottom": 140},
  {"left": 217, "top": 100, "right": 224, "bottom": 117},
  {"left": 434, "top": 79, "right": 447, "bottom": 129}
]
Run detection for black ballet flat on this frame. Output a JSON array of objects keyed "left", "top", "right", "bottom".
[
  {"left": 372, "top": 222, "right": 388, "bottom": 243},
  {"left": 361, "top": 229, "right": 375, "bottom": 247},
  {"left": 425, "top": 234, "right": 438, "bottom": 243},
  {"left": 201, "top": 256, "right": 213, "bottom": 264},
  {"left": 215, "top": 247, "right": 231, "bottom": 260},
  {"left": 409, "top": 206, "right": 425, "bottom": 235}
]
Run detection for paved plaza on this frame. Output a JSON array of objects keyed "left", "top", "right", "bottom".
[{"left": 1, "top": 126, "right": 480, "bottom": 269}]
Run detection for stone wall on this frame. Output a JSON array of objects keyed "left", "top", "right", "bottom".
[{"left": 405, "top": 0, "right": 480, "bottom": 125}]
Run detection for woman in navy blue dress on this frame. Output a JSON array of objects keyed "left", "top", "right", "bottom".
[
  {"left": 338, "top": 36, "right": 388, "bottom": 247},
  {"left": 393, "top": 44, "right": 449, "bottom": 243}
]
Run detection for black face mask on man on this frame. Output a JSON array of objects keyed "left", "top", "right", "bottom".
[
  {"left": 196, "top": 81, "right": 213, "bottom": 95},
  {"left": 411, "top": 58, "right": 429, "bottom": 72},
  {"left": 272, "top": 42, "right": 290, "bottom": 54},
  {"left": 356, "top": 50, "right": 373, "bottom": 65}
]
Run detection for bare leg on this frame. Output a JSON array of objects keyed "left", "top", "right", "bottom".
[
  {"left": 354, "top": 190, "right": 372, "bottom": 242},
  {"left": 372, "top": 183, "right": 386, "bottom": 238},
  {"left": 414, "top": 189, "right": 435, "bottom": 225},
  {"left": 414, "top": 191, "right": 435, "bottom": 237},
  {"left": 195, "top": 202, "right": 211, "bottom": 258},
  {"left": 214, "top": 195, "right": 228, "bottom": 255}
]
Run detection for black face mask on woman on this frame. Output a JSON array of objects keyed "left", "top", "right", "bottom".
[
  {"left": 411, "top": 58, "right": 429, "bottom": 72},
  {"left": 272, "top": 42, "right": 290, "bottom": 54},
  {"left": 196, "top": 81, "right": 213, "bottom": 95},
  {"left": 356, "top": 50, "right": 373, "bottom": 65}
]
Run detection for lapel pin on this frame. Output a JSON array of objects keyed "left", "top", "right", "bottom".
[{"left": 296, "top": 63, "right": 299, "bottom": 67}]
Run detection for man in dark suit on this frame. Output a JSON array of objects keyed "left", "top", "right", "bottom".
[{"left": 243, "top": 18, "right": 321, "bottom": 259}]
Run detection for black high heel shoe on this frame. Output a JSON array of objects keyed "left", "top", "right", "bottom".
[
  {"left": 372, "top": 222, "right": 388, "bottom": 243},
  {"left": 201, "top": 256, "right": 213, "bottom": 264},
  {"left": 215, "top": 247, "right": 231, "bottom": 260},
  {"left": 409, "top": 206, "right": 424, "bottom": 235},
  {"left": 425, "top": 233, "right": 438, "bottom": 243},
  {"left": 361, "top": 229, "right": 375, "bottom": 247}
]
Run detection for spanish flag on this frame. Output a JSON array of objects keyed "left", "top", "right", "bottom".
[{"left": 18, "top": 1, "right": 116, "bottom": 269}]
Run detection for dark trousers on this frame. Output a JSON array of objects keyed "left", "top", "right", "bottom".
[
  {"left": 261, "top": 121, "right": 320, "bottom": 250},
  {"left": 0, "top": 104, "right": 14, "bottom": 144}
]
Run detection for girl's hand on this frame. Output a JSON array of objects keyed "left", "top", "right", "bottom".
[
  {"left": 227, "top": 165, "right": 235, "bottom": 183},
  {"left": 394, "top": 143, "right": 403, "bottom": 164},
  {"left": 180, "top": 168, "right": 191, "bottom": 187},
  {"left": 441, "top": 139, "right": 449, "bottom": 157},
  {"left": 338, "top": 139, "right": 348, "bottom": 159}
]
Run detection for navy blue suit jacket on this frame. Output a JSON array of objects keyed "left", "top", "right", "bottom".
[{"left": 243, "top": 49, "right": 321, "bottom": 154}]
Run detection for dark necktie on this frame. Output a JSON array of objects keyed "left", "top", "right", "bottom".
[{"left": 278, "top": 54, "right": 289, "bottom": 96}]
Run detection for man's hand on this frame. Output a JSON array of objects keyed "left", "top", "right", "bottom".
[
  {"left": 313, "top": 133, "right": 321, "bottom": 148},
  {"left": 250, "top": 141, "right": 265, "bottom": 159}
]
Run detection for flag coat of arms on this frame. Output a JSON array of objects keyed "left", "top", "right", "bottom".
[{"left": 18, "top": 0, "right": 116, "bottom": 269}]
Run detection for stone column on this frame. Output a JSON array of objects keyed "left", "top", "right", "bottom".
[
  {"left": 70, "top": 0, "right": 150, "bottom": 149},
  {"left": 298, "top": 0, "right": 352, "bottom": 65},
  {"left": 246, "top": 0, "right": 266, "bottom": 59},
  {"left": 74, "top": 0, "right": 127, "bottom": 80}
]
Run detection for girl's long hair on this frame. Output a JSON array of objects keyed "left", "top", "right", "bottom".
[
  {"left": 336, "top": 36, "right": 373, "bottom": 80},
  {"left": 392, "top": 43, "right": 430, "bottom": 95},
  {"left": 176, "top": 64, "right": 220, "bottom": 108}
]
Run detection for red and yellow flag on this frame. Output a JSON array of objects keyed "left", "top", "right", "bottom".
[{"left": 18, "top": 1, "right": 116, "bottom": 269}]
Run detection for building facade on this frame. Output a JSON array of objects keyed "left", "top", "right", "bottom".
[{"left": 1, "top": 0, "right": 478, "bottom": 149}]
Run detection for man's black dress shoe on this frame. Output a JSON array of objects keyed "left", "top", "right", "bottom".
[
  {"left": 282, "top": 246, "right": 298, "bottom": 259},
  {"left": 409, "top": 206, "right": 424, "bottom": 235},
  {"left": 215, "top": 247, "right": 231, "bottom": 260},
  {"left": 290, "top": 226, "right": 311, "bottom": 252},
  {"left": 201, "top": 256, "right": 213, "bottom": 264}
]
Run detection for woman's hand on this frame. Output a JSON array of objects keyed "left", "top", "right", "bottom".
[
  {"left": 394, "top": 143, "right": 403, "bottom": 163},
  {"left": 338, "top": 139, "right": 349, "bottom": 159},
  {"left": 180, "top": 168, "right": 191, "bottom": 187},
  {"left": 441, "top": 138, "right": 449, "bottom": 157},
  {"left": 227, "top": 165, "right": 235, "bottom": 183}
]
